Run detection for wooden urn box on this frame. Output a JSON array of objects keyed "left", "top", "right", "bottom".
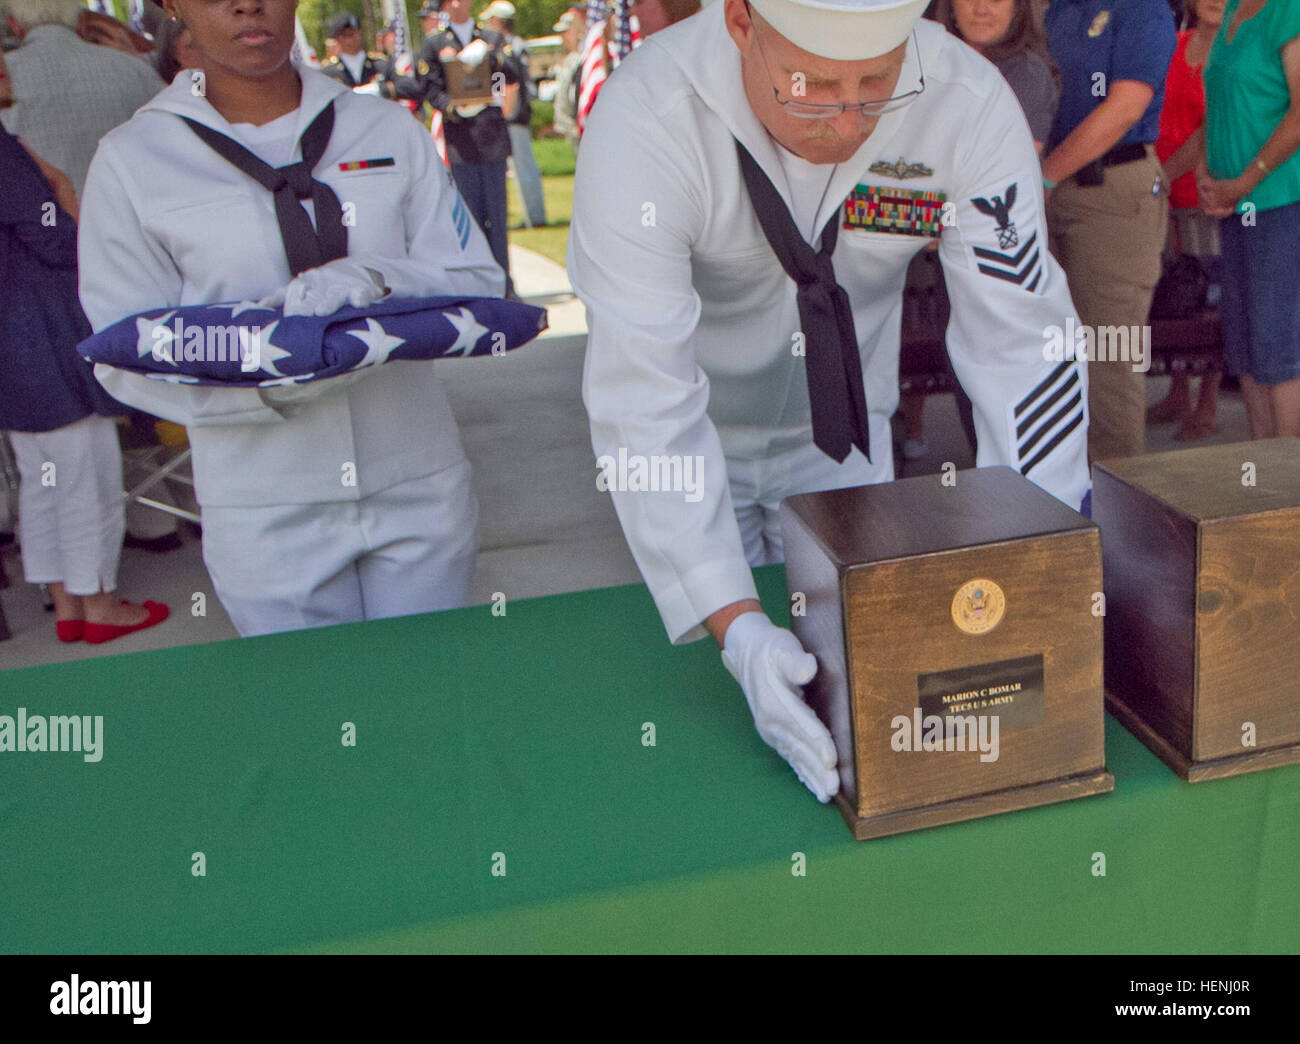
[
  {"left": 1093, "top": 437, "right": 1300, "bottom": 781},
  {"left": 781, "top": 466, "right": 1113, "bottom": 840},
  {"left": 442, "top": 59, "right": 497, "bottom": 108}
]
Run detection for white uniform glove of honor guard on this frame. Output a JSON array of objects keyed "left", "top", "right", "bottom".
[
  {"left": 720, "top": 612, "right": 840, "bottom": 803},
  {"left": 258, "top": 258, "right": 388, "bottom": 317},
  {"left": 457, "top": 38, "right": 490, "bottom": 68}
]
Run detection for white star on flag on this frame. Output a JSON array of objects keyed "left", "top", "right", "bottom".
[
  {"left": 227, "top": 300, "right": 268, "bottom": 321},
  {"left": 445, "top": 307, "right": 488, "bottom": 356},
  {"left": 347, "top": 318, "right": 406, "bottom": 367},
  {"left": 136, "top": 311, "right": 178, "bottom": 366},
  {"left": 252, "top": 321, "right": 293, "bottom": 376}
]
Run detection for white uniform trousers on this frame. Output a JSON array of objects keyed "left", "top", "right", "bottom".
[
  {"left": 200, "top": 460, "right": 479, "bottom": 637},
  {"left": 727, "top": 440, "right": 884, "bottom": 567},
  {"left": 8, "top": 414, "right": 125, "bottom": 595}
]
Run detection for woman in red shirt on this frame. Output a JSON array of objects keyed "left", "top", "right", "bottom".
[{"left": 1149, "top": 0, "right": 1226, "bottom": 440}]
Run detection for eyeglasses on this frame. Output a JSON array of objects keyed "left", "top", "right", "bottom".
[{"left": 744, "top": 0, "right": 925, "bottom": 119}]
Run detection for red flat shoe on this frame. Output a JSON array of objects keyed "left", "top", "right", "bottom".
[
  {"left": 83, "top": 600, "right": 170, "bottom": 645},
  {"left": 56, "top": 619, "right": 84, "bottom": 643}
]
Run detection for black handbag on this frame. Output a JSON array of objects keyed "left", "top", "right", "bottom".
[{"left": 1149, "top": 254, "right": 1210, "bottom": 320}]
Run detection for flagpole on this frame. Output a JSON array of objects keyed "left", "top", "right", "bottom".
[
  {"left": 379, "top": 0, "right": 415, "bottom": 67},
  {"left": 292, "top": 14, "right": 319, "bottom": 68}
]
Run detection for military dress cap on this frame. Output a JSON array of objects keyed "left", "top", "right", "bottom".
[
  {"left": 553, "top": 11, "right": 576, "bottom": 31},
  {"left": 479, "top": 0, "right": 516, "bottom": 20},
  {"left": 416, "top": 1, "right": 440, "bottom": 16},
  {"left": 748, "top": 0, "right": 930, "bottom": 61},
  {"left": 326, "top": 12, "right": 360, "bottom": 37}
]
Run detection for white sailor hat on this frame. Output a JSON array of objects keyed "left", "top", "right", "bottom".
[{"left": 747, "top": 0, "right": 929, "bottom": 61}]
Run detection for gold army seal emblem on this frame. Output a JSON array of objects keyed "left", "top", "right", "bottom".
[{"left": 951, "top": 579, "right": 1006, "bottom": 635}]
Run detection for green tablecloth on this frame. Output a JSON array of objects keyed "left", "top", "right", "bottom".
[{"left": 2, "top": 567, "right": 1297, "bottom": 954}]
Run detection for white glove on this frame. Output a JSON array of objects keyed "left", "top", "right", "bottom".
[
  {"left": 352, "top": 82, "right": 382, "bottom": 97},
  {"left": 258, "top": 259, "right": 387, "bottom": 317},
  {"left": 720, "top": 612, "right": 840, "bottom": 803},
  {"left": 457, "top": 38, "right": 490, "bottom": 67}
]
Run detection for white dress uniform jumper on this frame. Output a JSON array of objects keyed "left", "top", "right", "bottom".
[
  {"left": 569, "top": 6, "right": 1091, "bottom": 644},
  {"left": 78, "top": 68, "right": 506, "bottom": 636}
]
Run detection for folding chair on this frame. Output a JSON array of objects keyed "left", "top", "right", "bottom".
[{"left": 123, "top": 441, "right": 200, "bottom": 525}]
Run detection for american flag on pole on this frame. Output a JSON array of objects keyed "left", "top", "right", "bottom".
[
  {"left": 430, "top": 110, "right": 450, "bottom": 167},
  {"left": 380, "top": 0, "right": 443, "bottom": 160},
  {"left": 385, "top": 0, "right": 412, "bottom": 61},
  {"left": 291, "top": 15, "right": 319, "bottom": 67},
  {"left": 613, "top": 0, "right": 634, "bottom": 59},
  {"left": 577, "top": 5, "right": 641, "bottom": 135},
  {"left": 577, "top": 19, "right": 606, "bottom": 135}
]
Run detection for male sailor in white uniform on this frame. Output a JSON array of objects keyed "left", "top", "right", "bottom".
[{"left": 569, "top": 0, "right": 1090, "bottom": 801}]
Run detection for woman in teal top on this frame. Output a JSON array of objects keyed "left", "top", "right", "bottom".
[{"left": 1199, "top": 0, "right": 1300, "bottom": 439}]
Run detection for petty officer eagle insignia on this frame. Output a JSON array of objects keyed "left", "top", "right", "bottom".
[
  {"left": 972, "top": 184, "right": 1018, "bottom": 249},
  {"left": 970, "top": 182, "right": 1043, "bottom": 292}
]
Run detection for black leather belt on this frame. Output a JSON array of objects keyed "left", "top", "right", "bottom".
[
  {"left": 1103, "top": 142, "right": 1150, "bottom": 168},
  {"left": 1075, "top": 142, "right": 1152, "bottom": 186}
]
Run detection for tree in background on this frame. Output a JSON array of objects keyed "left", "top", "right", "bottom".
[{"left": 512, "top": 0, "right": 575, "bottom": 39}]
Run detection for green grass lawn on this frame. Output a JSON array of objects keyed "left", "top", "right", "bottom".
[
  {"left": 533, "top": 137, "right": 576, "bottom": 177},
  {"left": 507, "top": 137, "right": 576, "bottom": 268}
]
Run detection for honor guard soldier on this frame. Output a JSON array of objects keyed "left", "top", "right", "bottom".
[
  {"left": 480, "top": 0, "right": 547, "bottom": 228},
  {"left": 570, "top": 0, "right": 1092, "bottom": 801},
  {"left": 371, "top": 19, "right": 422, "bottom": 116},
  {"left": 319, "top": 12, "right": 386, "bottom": 88},
  {"left": 410, "top": 0, "right": 525, "bottom": 296},
  {"left": 372, "top": 18, "right": 402, "bottom": 83}
]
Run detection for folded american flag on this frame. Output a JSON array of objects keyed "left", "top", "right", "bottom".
[{"left": 80, "top": 296, "right": 548, "bottom": 387}]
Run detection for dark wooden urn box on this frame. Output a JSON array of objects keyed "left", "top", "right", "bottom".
[
  {"left": 781, "top": 466, "right": 1113, "bottom": 840},
  {"left": 1092, "top": 437, "right": 1300, "bottom": 781}
]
